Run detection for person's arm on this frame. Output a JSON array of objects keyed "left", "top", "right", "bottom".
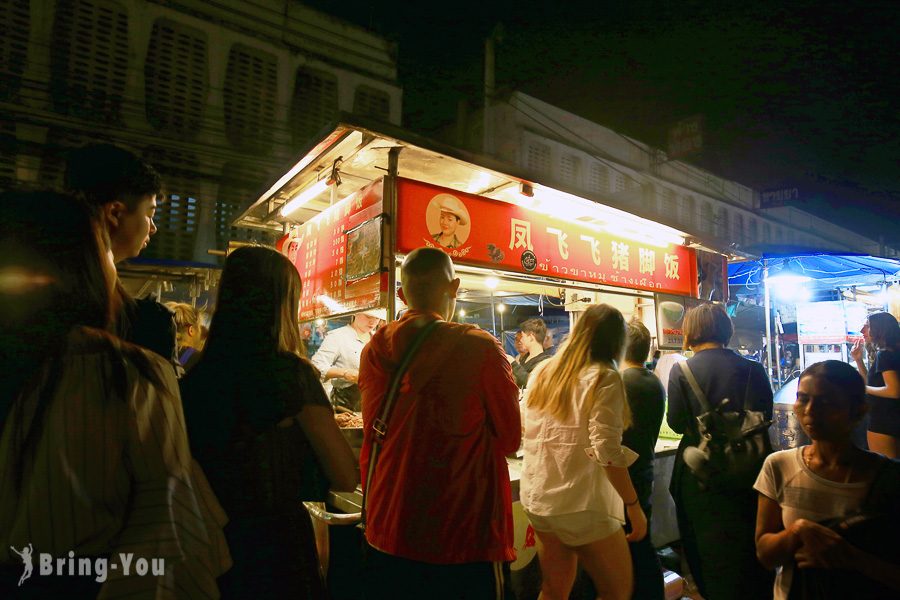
[
  {"left": 296, "top": 404, "right": 359, "bottom": 491},
  {"left": 755, "top": 493, "right": 800, "bottom": 569},
  {"left": 604, "top": 465, "right": 647, "bottom": 542},
  {"left": 866, "top": 369, "right": 900, "bottom": 399},
  {"left": 792, "top": 520, "right": 900, "bottom": 591},
  {"left": 480, "top": 337, "right": 522, "bottom": 454},
  {"left": 666, "top": 363, "right": 689, "bottom": 434},
  {"left": 587, "top": 369, "right": 646, "bottom": 541},
  {"left": 850, "top": 339, "right": 868, "bottom": 379},
  {"left": 310, "top": 331, "right": 351, "bottom": 382}
]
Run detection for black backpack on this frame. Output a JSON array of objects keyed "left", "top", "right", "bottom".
[{"left": 679, "top": 361, "right": 773, "bottom": 489}]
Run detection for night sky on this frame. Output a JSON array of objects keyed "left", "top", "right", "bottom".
[{"left": 308, "top": 0, "right": 899, "bottom": 246}]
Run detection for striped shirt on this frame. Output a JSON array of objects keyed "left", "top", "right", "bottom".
[{"left": 0, "top": 327, "right": 231, "bottom": 598}]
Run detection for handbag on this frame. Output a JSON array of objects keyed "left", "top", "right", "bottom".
[
  {"left": 679, "top": 361, "right": 773, "bottom": 489},
  {"left": 361, "top": 318, "right": 441, "bottom": 530}
]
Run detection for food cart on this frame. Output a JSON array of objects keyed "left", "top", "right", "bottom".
[{"left": 234, "top": 117, "right": 731, "bottom": 598}]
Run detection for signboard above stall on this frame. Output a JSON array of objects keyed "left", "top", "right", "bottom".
[
  {"left": 278, "top": 178, "right": 386, "bottom": 320},
  {"left": 796, "top": 300, "right": 867, "bottom": 344},
  {"left": 395, "top": 178, "right": 698, "bottom": 297}
]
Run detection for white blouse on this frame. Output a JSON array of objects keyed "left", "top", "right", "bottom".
[{"left": 521, "top": 363, "right": 638, "bottom": 519}]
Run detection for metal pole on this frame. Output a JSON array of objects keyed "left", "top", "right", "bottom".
[
  {"left": 774, "top": 310, "right": 783, "bottom": 388},
  {"left": 763, "top": 262, "right": 774, "bottom": 385},
  {"left": 490, "top": 289, "right": 497, "bottom": 336}
]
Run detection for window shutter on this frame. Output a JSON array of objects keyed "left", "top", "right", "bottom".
[
  {"left": 353, "top": 85, "right": 390, "bottom": 122},
  {"left": 145, "top": 19, "right": 208, "bottom": 137},
  {"left": 224, "top": 44, "right": 278, "bottom": 153},
  {"left": 0, "top": 0, "right": 30, "bottom": 101},
  {"left": 291, "top": 67, "right": 338, "bottom": 148}
]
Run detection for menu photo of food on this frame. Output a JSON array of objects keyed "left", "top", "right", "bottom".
[{"left": 345, "top": 216, "right": 383, "bottom": 282}]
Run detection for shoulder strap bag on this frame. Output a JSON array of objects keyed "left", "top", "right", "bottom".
[
  {"left": 361, "top": 318, "right": 441, "bottom": 530},
  {"left": 679, "top": 361, "right": 772, "bottom": 489}
]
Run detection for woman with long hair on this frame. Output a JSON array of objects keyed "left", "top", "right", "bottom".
[
  {"left": 666, "top": 303, "right": 774, "bottom": 599},
  {"left": 755, "top": 360, "right": 900, "bottom": 599},
  {"left": 180, "top": 246, "right": 357, "bottom": 599},
  {"left": 851, "top": 311, "right": 900, "bottom": 458},
  {"left": 0, "top": 190, "right": 228, "bottom": 598},
  {"left": 521, "top": 304, "right": 647, "bottom": 600}
]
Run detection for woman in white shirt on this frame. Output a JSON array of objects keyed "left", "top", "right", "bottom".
[{"left": 521, "top": 304, "right": 647, "bottom": 600}]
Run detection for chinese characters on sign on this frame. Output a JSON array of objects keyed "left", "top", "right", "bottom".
[
  {"left": 277, "top": 179, "right": 386, "bottom": 320},
  {"left": 395, "top": 178, "right": 697, "bottom": 296}
]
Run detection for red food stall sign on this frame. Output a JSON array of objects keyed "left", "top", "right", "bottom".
[
  {"left": 396, "top": 178, "right": 697, "bottom": 296},
  {"left": 279, "top": 179, "right": 386, "bottom": 320}
]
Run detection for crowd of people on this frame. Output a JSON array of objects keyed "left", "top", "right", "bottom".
[{"left": 1, "top": 143, "right": 898, "bottom": 600}]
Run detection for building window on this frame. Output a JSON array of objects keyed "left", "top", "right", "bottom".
[
  {"left": 353, "top": 85, "right": 390, "bottom": 122},
  {"left": 0, "top": 0, "right": 30, "bottom": 101},
  {"left": 0, "top": 120, "right": 17, "bottom": 188},
  {"left": 224, "top": 44, "right": 278, "bottom": 153},
  {"left": 589, "top": 163, "right": 609, "bottom": 195},
  {"left": 681, "top": 195, "right": 696, "bottom": 228},
  {"left": 145, "top": 19, "right": 208, "bottom": 137},
  {"left": 141, "top": 147, "right": 202, "bottom": 262},
  {"left": 216, "top": 162, "right": 278, "bottom": 252},
  {"left": 734, "top": 213, "right": 745, "bottom": 244},
  {"left": 662, "top": 188, "right": 678, "bottom": 219},
  {"left": 700, "top": 202, "right": 713, "bottom": 234},
  {"left": 291, "top": 67, "right": 339, "bottom": 148},
  {"left": 613, "top": 171, "right": 625, "bottom": 194},
  {"left": 717, "top": 207, "right": 730, "bottom": 239},
  {"left": 749, "top": 219, "right": 759, "bottom": 243},
  {"left": 560, "top": 154, "right": 581, "bottom": 187},
  {"left": 525, "top": 141, "right": 551, "bottom": 175},
  {"left": 50, "top": 0, "right": 129, "bottom": 123}
]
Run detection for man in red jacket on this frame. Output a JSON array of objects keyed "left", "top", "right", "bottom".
[{"left": 359, "top": 247, "right": 521, "bottom": 599}]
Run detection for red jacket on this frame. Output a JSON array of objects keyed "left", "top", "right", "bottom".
[{"left": 359, "top": 311, "right": 521, "bottom": 564}]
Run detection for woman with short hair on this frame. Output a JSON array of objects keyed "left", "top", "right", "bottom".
[
  {"left": 666, "top": 303, "right": 775, "bottom": 599},
  {"left": 851, "top": 311, "right": 900, "bottom": 458},
  {"left": 521, "top": 304, "right": 647, "bottom": 600}
]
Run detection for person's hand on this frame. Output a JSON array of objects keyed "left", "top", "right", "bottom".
[
  {"left": 624, "top": 503, "right": 647, "bottom": 542},
  {"left": 792, "top": 519, "right": 856, "bottom": 569},
  {"left": 850, "top": 339, "right": 864, "bottom": 362},
  {"left": 343, "top": 369, "right": 359, "bottom": 384}
]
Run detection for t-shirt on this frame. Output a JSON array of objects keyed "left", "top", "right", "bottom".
[
  {"left": 621, "top": 366, "right": 665, "bottom": 476},
  {"left": 753, "top": 448, "right": 870, "bottom": 600},
  {"left": 866, "top": 348, "right": 900, "bottom": 434}
]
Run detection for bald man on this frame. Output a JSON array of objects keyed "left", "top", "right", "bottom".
[{"left": 359, "top": 247, "right": 520, "bottom": 599}]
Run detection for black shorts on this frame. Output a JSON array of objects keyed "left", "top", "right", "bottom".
[
  {"left": 868, "top": 395, "right": 900, "bottom": 437},
  {"left": 362, "top": 545, "right": 513, "bottom": 600}
]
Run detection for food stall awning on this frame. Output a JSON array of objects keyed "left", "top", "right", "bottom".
[
  {"left": 728, "top": 252, "right": 900, "bottom": 294},
  {"left": 233, "top": 115, "right": 690, "bottom": 251}
]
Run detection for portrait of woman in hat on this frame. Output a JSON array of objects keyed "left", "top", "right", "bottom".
[{"left": 427, "top": 193, "right": 471, "bottom": 249}]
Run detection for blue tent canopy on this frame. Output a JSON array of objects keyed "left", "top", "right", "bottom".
[{"left": 728, "top": 253, "right": 900, "bottom": 293}]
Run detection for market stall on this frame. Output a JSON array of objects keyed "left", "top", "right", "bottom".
[
  {"left": 234, "top": 117, "right": 732, "bottom": 597},
  {"left": 729, "top": 252, "right": 900, "bottom": 449}
]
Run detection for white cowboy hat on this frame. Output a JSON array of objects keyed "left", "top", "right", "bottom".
[
  {"left": 433, "top": 193, "right": 469, "bottom": 226},
  {"left": 360, "top": 308, "right": 387, "bottom": 320}
]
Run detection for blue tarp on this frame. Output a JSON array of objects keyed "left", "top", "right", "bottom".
[{"left": 728, "top": 253, "right": 900, "bottom": 292}]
